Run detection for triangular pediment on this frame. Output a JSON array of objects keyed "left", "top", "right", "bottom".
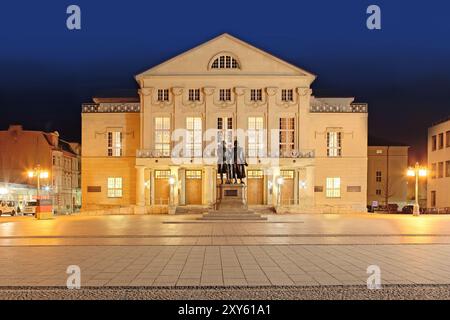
[{"left": 135, "top": 33, "right": 315, "bottom": 79}]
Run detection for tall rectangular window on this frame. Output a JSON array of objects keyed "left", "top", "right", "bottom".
[
  {"left": 217, "top": 117, "right": 233, "bottom": 147},
  {"left": 107, "top": 131, "right": 122, "bottom": 157},
  {"left": 446, "top": 160, "right": 450, "bottom": 177},
  {"left": 326, "top": 177, "right": 341, "bottom": 198},
  {"left": 250, "top": 89, "right": 262, "bottom": 101},
  {"left": 157, "top": 89, "right": 169, "bottom": 101},
  {"left": 219, "top": 89, "right": 231, "bottom": 101},
  {"left": 248, "top": 117, "right": 264, "bottom": 157},
  {"left": 431, "top": 163, "right": 437, "bottom": 179},
  {"left": 188, "top": 89, "right": 201, "bottom": 101},
  {"left": 431, "top": 191, "right": 436, "bottom": 207},
  {"left": 327, "top": 131, "right": 342, "bottom": 157},
  {"left": 438, "top": 162, "right": 444, "bottom": 178},
  {"left": 279, "top": 118, "right": 295, "bottom": 155},
  {"left": 186, "top": 117, "right": 202, "bottom": 157},
  {"left": 376, "top": 171, "right": 382, "bottom": 182},
  {"left": 107, "top": 177, "right": 122, "bottom": 198},
  {"left": 438, "top": 133, "right": 444, "bottom": 149},
  {"left": 281, "top": 89, "right": 293, "bottom": 102},
  {"left": 154, "top": 117, "right": 171, "bottom": 156},
  {"left": 446, "top": 131, "right": 450, "bottom": 148},
  {"left": 431, "top": 135, "right": 437, "bottom": 151}
]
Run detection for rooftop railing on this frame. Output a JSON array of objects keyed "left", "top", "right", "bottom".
[
  {"left": 82, "top": 103, "right": 141, "bottom": 113},
  {"left": 137, "top": 149, "right": 315, "bottom": 159},
  {"left": 310, "top": 103, "right": 368, "bottom": 113}
]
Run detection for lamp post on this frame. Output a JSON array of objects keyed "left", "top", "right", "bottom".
[
  {"left": 407, "top": 162, "right": 427, "bottom": 216},
  {"left": 28, "top": 166, "right": 49, "bottom": 200}
]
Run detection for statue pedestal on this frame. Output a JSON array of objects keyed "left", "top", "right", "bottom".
[
  {"left": 216, "top": 183, "right": 247, "bottom": 211},
  {"left": 199, "top": 183, "right": 267, "bottom": 220}
]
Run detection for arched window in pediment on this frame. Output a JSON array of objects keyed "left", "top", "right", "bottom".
[{"left": 210, "top": 54, "right": 240, "bottom": 69}]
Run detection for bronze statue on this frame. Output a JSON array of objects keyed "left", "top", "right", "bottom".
[
  {"left": 217, "top": 141, "right": 227, "bottom": 184},
  {"left": 232, "top": 140, "right": 248, "bottom": 184}
]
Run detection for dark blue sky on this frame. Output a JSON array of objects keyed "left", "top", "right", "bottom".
[{"left": 1, "top": 0, "right": 449, "bottom": 163}]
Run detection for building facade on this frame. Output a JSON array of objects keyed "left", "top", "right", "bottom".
[
  {"left": 367, "top": 137, "right": 409, "bottom": 209},
  {"left": 0, "top": 125, "right": 81, "bottom": 213},
  {"left": 82, "top": 34, "right": 368, "bottom": 214},
  {"left": 428, "top": 117, "right": 450, "bottom": 209}
]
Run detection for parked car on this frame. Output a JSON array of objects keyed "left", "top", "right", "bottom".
[
  {"left": 22, "top": 201, "right": 37, "bottom": 216},
  {"left": 401, "top": 205, "right": 414, "bottom": 214},
  {"left": 0, "top": 201, "right": 17, "bottom": 216}
]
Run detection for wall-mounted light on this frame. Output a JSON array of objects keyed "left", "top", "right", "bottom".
[{"left": 299, "top": 180, "right": 307, "bottom": 189}]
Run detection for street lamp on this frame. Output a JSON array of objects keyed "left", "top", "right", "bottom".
[
  {"left": 407, "top": 162, "right": 427, "bottom": 216},
  {"left": 27, "top": 166, "right": 49, "bottom": 201}
]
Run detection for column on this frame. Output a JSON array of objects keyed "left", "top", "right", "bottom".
[
  {"left": 136, "top": 165, "right": 145, "bottom": 206},
  {"left": 203, "top": 166, "right": 213, "bottom": 205},
  {"left": 170, "top": 166, "right": 179, "bottom": 205},
  {"left": 305, "top": 165, "right": 315, "bottom": 207}
]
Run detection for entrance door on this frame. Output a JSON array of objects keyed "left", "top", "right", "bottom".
[
  {"left": 154, "top": 170, "right": 170, "bottom": 205},
  {"left": 247, "top": 170, "right": 264, "bottom": 205},
  {"left": 186, "top": 170, "right": 202, "bottom": 205},
  {"left": 280, "top": 170, "right": 295, "bottom": 205}
]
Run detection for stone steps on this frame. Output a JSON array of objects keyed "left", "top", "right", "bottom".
[{"left": 199, "top": 211, "right": 267, "bottom": 221}]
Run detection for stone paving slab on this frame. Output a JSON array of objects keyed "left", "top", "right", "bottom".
[{"left": 1, "top": 244, "right": 450, "bottom": 287}]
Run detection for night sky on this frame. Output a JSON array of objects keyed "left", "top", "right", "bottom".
[{"left": 1, "top": 0, "right": 449, "bottom": 164}]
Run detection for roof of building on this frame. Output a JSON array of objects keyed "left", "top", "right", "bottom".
[
  {"left": 368, "top": 135, "right": 409, "bottom": 147},
  {"left": 92, "top": 97, "right": 139, "bottom": 103},
  {"left": 431, "top": 116, "right": 450, "bottom": 127}
]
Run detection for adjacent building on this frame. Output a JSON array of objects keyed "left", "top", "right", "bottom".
[
  {"left": 367, "top": 136, "right": 409, "bottom": 209},
  {"left": 82, "top": 34, "right": 368, "bottom": 214},
  {"left": 0, "top": 125, "right": 81, "bottom": 213},
  {"left": 428, "top": 117, "right": 450, "bottom": 209}
]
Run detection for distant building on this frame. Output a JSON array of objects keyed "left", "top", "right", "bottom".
[
  {"left": 428, "top": 117, "right": 450, "bottom": 209},
  {"left": 367, "top": 136, "right": 409, "bottom": 209},
  {"left": 81, "top": 34, "right": 368, "bottom": 214},
  {"left": 0, "top": 125, "right": 81, "bottom": 213}
]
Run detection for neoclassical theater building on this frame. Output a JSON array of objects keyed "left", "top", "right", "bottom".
[{"left": 81, "top": 34, "right": 368, "bottom": 214}]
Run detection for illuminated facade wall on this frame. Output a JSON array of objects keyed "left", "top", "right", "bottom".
[{"left": 81, "top": 34, "right": 368, "bottom": 213}]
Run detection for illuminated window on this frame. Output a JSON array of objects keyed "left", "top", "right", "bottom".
[
  {"left": 327, "top": 131, "right": 342, "bottom": 157},
  {"left": 107, "top": 177, "right": 122, "bottom": 198},
  {"left": 188, "top": 89, "right": 201, "bottom": 101},
  {"left": 217, "top": 117, "right": 233, "bottom": 147},
  {"left": 186, "top": 117, "right": 202, "bottom": 157},
  {"left": 107, "top": 131, "right": 122, "bottom": 157},
  {"left": 211, "top": 55, "right": 239, "bottom": 69},
  {"left": 219, "top": 89, "right": 232, "bottom": 101},
  {"left": 157, "top": 89, "right": 169, "bottom": 102},
  {"left": 247, "top": 170, "right": 263, "bottom": 179},
  {"left": 186, "top": 170, "right": 202, "bottom": 179},
  {"left": 281, "top": 89, "right": 293, "bottom": 102},
  {"left": 280, "top": 170, "right": 294, "bottom": 179},
  {"left": 326, "top": 177, "right": 341, "bottom": 198},
  {"left": 155, "top": 117, "right": 171, "bottom": 156},
  {"left": 248, "top": 117, "right": 264, "bottom": 157},
  {"left": 279, "top": 118, "right": 295, "bottom": 155},
  {"left": 250, "top": 89, "right": 263, "bottom": 101},
  {"left": 155, "top": 170, "right": 171, "bottom": 179}
]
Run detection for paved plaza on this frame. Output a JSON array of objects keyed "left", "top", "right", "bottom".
[{"left": 1, "top": 213, "right": 450, "bottom": 298}]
